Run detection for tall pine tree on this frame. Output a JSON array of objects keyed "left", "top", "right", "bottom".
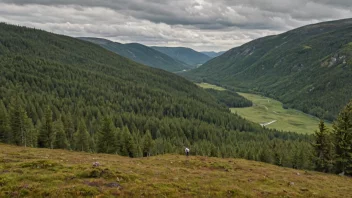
[
  {"left": 0, "top": 100, "right": 10, "bottom": 143},
  {"left": 332, "top": 100, "right": 352, "bottom": 175},
  {"left": 38, "top": 106, "right": 55, "bottom": 148},
  {"left": 142, "top": 130, "right": 154, "bottom": 157},
  {"left": 54, "top": 119, "right": 70, "bottom": 149},
  {"left": 97, "top": 117, "right": 116, "bottom": 154},
  {"left": 313, "top": 120, "right": 334, "bottom": 172},
  {"left": 74, "top": 120, "right": 90, "bottom": 152}
]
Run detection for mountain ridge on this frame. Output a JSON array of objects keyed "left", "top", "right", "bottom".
[
  {"left": 183, "top": 18, "right": 352, "bottom": 120},
  {"left": 152, "top": 46, "right": 212, "bottom": 67},
  {"left": 79, "top": 37, "right": 191, "bottom": 72}
]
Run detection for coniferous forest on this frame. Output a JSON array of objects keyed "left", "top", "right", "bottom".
[{"left": 0, "top": 23, "right": 351, "bottom": 175}]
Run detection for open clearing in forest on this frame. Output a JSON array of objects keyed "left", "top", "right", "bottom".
[
  {"left": 197, "top": 83, "right": 331, "bottom": 134},
  {"left": 231, "top": 93, "right": 332, "bottom": 134},
  {"left": 196, "top": 83, "right": 226, "bottom": 91}
]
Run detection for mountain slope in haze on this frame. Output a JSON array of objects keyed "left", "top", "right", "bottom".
[
  {"left": 152, "top": 46, "right": 212, "bottom": 67},
  {"left": 202, "top": 51, "right": 226, "bottom": 58},
  {"left": 183, "top": 18, "right": 352, "bottom": 120},
  {"left": 79, "top": 37, "right": 191, "bottom": 72},
  {"left": 1, "top": 144, "right": 352, "bottom": 197}
]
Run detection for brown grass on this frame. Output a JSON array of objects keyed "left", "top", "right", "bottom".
[{"left": 0, "top": 144, "right": 351, "bottom": 197}]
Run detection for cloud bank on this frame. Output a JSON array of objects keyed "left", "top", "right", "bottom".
[{"left": 0, "top": 0, "right": 351, "bottom": 51}]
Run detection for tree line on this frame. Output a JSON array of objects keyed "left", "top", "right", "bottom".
[{"left": 313, "top": 100, "right": 352, "bottom": 175}]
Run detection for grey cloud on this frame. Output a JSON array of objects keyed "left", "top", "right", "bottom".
[{"left": 0, "top": 0, "right": 351, "bottom": 51}]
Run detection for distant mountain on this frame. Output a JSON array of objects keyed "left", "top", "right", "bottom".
[
  {"left": 79, "top": 37, "right": 191, "bottom": 72},
  {"left": 183, "top": 18, "right": 352, "bottom": 121},
  {"left": 151, "top": 46, "right": 212, "bottom": 67},
  {"left": 201, "top": 51, "right": 226, "bottom": 58}
]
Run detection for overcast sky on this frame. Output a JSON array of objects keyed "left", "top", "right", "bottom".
[{"left": 0, "top": 0, "right": 351, "bottom": 51}]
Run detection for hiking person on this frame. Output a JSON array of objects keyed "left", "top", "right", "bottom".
[{"left": 185, "top": 147, "right": 190, "bottom": 157}]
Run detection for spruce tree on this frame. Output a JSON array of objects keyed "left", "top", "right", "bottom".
[
  {"left": 121, "top": 126, "right": 136, "bottom": 157},
  {"left": 312, "top": 120, "right": 334, "bottom": 172},
  {"left": 8, "top": 97, "right": 34, "bottom": 147},
  {"left": 54, "top": 119, "right": 70, "bottom": 149},
  {"left": 0, "top": 100, "right": 10, "bottom": 143},
  {"left": 97, "top": 117, "right": 116, "bottom": 154},
  {"left": 332, "top": 100, "right": 352, "bottom": 175},
  {"left": 38, "top": 106, "right": 55, "bottom": 148},
  {"left": 23, "top": 112, "right": 36, "bottom": 147},
  {"left": 63, "top": 112, "right": 75, "bottom": 148},
  {"left": 74, "top": 120, "right": 90, "bottom": 152},
  {"left": 142, "top": 130, "right": 154, "bottom": 157},
  {"left": 9, "top": 97, "right": 24, "bottom": 145}
]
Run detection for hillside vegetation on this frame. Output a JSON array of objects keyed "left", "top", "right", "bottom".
[
  {"left": 79, "top": 37, "right": 191, "bottom": 72},
  {"left": 183, "top": 18, "right": 352, "bottom": 121},
  {"left": 0, "top": 23, "right": 318, "bottom": 170},
  {"left": 1, "top": 144, "right": 352, "bottom": 198},
  {"left": 152, "top": 46, "right": 212, "bottom": 67}
]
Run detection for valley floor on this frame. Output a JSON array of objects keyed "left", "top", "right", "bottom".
[
  {"left": 0, "top": 144, "right": 351, "bottom": 197},
  {"left": 231, "top": 93, "right": 332, "bottom": 134},
  {"left": 197, "top": 83, "right": 331, "bottom": 134}
]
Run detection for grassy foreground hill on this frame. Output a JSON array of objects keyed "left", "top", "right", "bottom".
[
  {"left": 79, "top": 37, "right": 191, "bottom": 72},
  {"left": 1, "top": 144, "right": 351, "bottom": 198},
  {"left": 183, "top": 18, "right": 352, "bottom": 121}
]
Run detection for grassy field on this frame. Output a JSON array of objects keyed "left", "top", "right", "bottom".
[
  {"left": 196, "top": 83, "right": 330, "bottom": 134},
  {"left": 196, "top": 83, "right": 226, "bottom": 91},
  {"left": 1, "top": 144, "right": 351, "bottom": 198},
  {"left": 231, "top": 93, "right": 331, "bottom": 134}
]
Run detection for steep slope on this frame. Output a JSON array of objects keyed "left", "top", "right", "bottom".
[
  {"left": 201, "top": 51, "right": 226, "bottom": 58},
  {"left": 79, "top": 37, "right": 191, "bottom": 72},
  {"left": 184, "top": 18, "right": 352, "bottom": 120},
  {"left": 152, "top": 46, "right": 212, "bottom": 67},
  {"left": 1, "top": 144, "right": 352, "bottom": 197}
]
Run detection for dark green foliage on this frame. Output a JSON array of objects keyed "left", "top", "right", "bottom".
[
  {"left": 120, "top": 127, "right": 136, "bottom": 157},
  {"left": 0, "top": 22, "right": 316, "bottom": 170},
  {"left": 332, "top": 100, "right": 352, "bottom": 175},
  {"left": 313, "top": 120, "right": 334, "bottom": 172},
  {"left": 0, "top": 100, "right": 10, "bottom": 143},
  {"left": 62, "top": 113, "right": 75, "bottom": 149},
  {"left": 152, "top": 46, "right": 212, "bottom": 67},
  {"left": 183, "top": 18, "right": 352, "bottom": 121},
  {"left": 206, "top": 89, "right": 252, "bottom": 108},
  {"left": 38, "top": 106, "right": 54, "bottom": 148},
  {"left": 74, "top": 120, "right": 90, "bottom": 152},
  {"left": 54, "top": 119, "right": 70, "bottom": 149},
  {"left": 79, "top": 37, "right": 191, "bottom": 72},
  {"left": 142, "top": 130, "right": 154, "bottom": 157},
  {"left": 97, "top": 117, "right": 116, "bottom": 154},
  {"left": 8, "top": 96, "right": 35, "bottom": 147}
]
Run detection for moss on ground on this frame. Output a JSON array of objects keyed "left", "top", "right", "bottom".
[{"left": 0, "top": 144, "right": 351, "bottom": 197}]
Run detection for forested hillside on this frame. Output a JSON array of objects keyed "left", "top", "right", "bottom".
[
  {"left": 152, "top": 46, "right": 212, "bottom": 67},
  {"left": 183, "top": 18, "right": 352, "bottom": 121},
  {"left": 0, "top": 23, "right": 317, "bottom": 170},
  {"left": 79, "top": 37, "right": 191, "bottom": 72}
]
